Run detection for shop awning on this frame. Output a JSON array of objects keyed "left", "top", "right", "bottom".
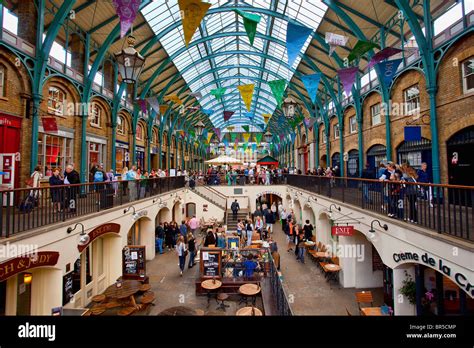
[{"left": 257, "top": 155, "right": 279, "bottom": 166}]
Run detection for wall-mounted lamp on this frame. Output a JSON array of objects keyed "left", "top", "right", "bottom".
[
  {"left": 367, "top": 219, "right": 388, "bottom": 241},
  {"left": 124, "top": 206, "right": 139, "bottom": 220},
  {"left": 153, "top": 198, "right": 162, "bottom": 204},
  {"left": 67, "top": 223, "right": 90, "bottom": 246},
  {"left": 23, "top": 273, "right": 32, "bottom": 285},
  {"left": 329, "top": 204, "right": 341, "bottom": 213}
]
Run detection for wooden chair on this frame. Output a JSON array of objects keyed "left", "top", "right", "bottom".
[
  {"left": 345, "top": 307, "right": 353, "bottom": 316},
  {"left": 91, "top": 294, "right": 106, "bottom": 303},
  {"left": 139, "top": 283, "right": 151, "bottom": 292},
  {"left": 118, "top": 307, "right": 136, "bottom": 316},
  {"left": 355, "top": 291, "right": 374, "bottom": 311}
]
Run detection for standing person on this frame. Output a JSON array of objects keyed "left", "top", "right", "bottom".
[
  {"left": 164, "top": 222, "right": 173, "bottom": 250},
  {"left": 245, "top": 219, "right": 254, "bottom": 246},
  {"left": 121, "top": 166, "right": 129, "bottom": 196},
  {"left": 237, "top": 219, "right": 244, "bottom": 242},
  {"left": 231, "top": 199, "right": 240, "bottom": 219},
  {"left": 362, "top": 163, "right": 374, "bottom": 204},
  {"left": 248, "top": 167, "right": 254, "bottom": 184},
  {"left": 265, "top": 169, "right": 271, "bottom": 185},
  {"left": 93, "top": 164, "right": 106, "bottom": 191},
  {"left": 126, "top": 165, "right": 138, "bottom": 201},
  {"left": 264, "top": 207, "right": 275, "bottom": 234},
  {"left": 255, "top": 216, "right": 264, "bottom": 239},
  {"left": 64, "top": 164, "right": 80, "bottom": 213},
  {"left": 271, "top": 202, "right": 277, "bottom": 220},
  {"left": 187, "top": 232, "right": 196, "bottom": 268},
  {"left": 269, "top": 237, "right": 280, "bottom": 271},
  {"left": 252, "top": 205, "right": 263, "bottom": 221},
  {"left": 171, "top": 222, "right": 180, "bottom": 249},
  {"left": 176, "top": 236, "right": 187, "bottom": 276},
  {"left": 417, "top": 162, "right": 432, "bottom": 207},
  {"left": 28, "top": 165, "right": 43, "bottom": 201},
  {"left": 49, "top": 168, "right": 64, "bottom": 213},
  {"left": 303, "top": 219, "right": 314, "bottom": 241},
  {"left": 285, "top": 218, "right": 294, "bottom": 252},
  {"left": 296, "top": 230, "right": 307, "bottom": 263},
  {"left": 179, "top": 220, "right": 188, "bottom": 241},
  {"left": 401, "top": 164, "right": 419, "bottom": 223},
  {"left": 155, "top": 222, "right": 165, "bottom": 254},
  {"left": 280, "top": 208, "right": 288, "bottom": 230},
  {"left": 188, "top": 215, "right": 199, "bottom": 236},
  {"left": 388, "top": 172, "right": 402, "bottom": 218}
]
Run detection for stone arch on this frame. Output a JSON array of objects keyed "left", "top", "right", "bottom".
[
  {"left": 435, "top": 30, "right": 474, "bottom": 75},
  {"left": 361, "top": 90, "right": 382, "bottom": 104},
  {"left": 172, "top": 201, "right": 183, "bottom": 222},
  {"left": 342, "top": 103, "right": 355, "bottom": 114},
  {"left": 156, "top": 206, "right": 172, "bottom": 224},
  {"left": 43, "top": 75, "right": 81, "bottom": 102},
  {"left": 0, "top": 48, "right": 31, "bottom": 93},
  {"left": 316, "top": 210, "right": 332, "bottom": 246},
  {"left": 90, "top": 96, "right": 112, "bottom": 126}
]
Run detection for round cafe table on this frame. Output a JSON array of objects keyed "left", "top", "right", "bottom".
[
  {"left": 324, "top": 264, "right": 341, "bottom": 272},
  {"left": 315, "top": 251, "right": 330, "bottom": 258},
  {"left": 103, "top": 280, "right": 143, "bottom": 311},
  {"left": 236, "top": 306, "right": 263, "bottom": 316},
  {"left": 201, "top": 279, "right": 222, "bottom": 307},
  {"left": 238, "top": 283, "right": 261, "bottom": 306}
]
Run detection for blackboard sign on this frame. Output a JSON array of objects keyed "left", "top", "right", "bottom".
[
  {"left": 226, "top": 236, "right": 240, "bottom": 249},
  {"left": 200, "top": 249, "right": 221, "bottom": 278},
  {"left": 122, "top": 245, "right": 146, "bottom": 280},
  {"left": 62, "top": 272, "right": 74, "bottom": 306}
]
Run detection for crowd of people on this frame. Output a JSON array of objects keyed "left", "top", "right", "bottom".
[{"left": 205, "top": 166, "right": 288, "bottom": 186}]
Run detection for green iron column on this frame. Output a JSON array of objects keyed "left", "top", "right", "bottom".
[{"left": 314, "top": 127, "right": 319, "bottom": 169}]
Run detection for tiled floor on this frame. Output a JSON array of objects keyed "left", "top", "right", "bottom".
[{"left": 145, "top": 224, "right": 384, "bottom": 316}]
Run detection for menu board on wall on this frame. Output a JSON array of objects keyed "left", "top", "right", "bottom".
[
  {"left": 122, "top": 245, "right": 146, "bottom": 279},
  {"left": 62, "top": 272, "right": 74, "bottom": 306},
  {"left": 200, "top": 249, "right": 221, "bottom": 278}
]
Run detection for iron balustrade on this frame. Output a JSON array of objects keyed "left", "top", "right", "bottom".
[
  {"left": 287, "top": 175, "right": 473, "bottom": 242},
  {"left": 195, "top": 173, "right": 289, "bottom": 186},
  {"left": 0, "top": 176, "right": 185, "bottom": 238},
  {"left": 268, "top": 253, "right": 293, "bottom": 316}
]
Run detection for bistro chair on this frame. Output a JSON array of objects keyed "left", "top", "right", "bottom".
[
  {"left": 355, "top": 291, "right": 374, "bottom": 311},
  {"left": 216, "top": 292, "right": 230, "bottom": 312}
]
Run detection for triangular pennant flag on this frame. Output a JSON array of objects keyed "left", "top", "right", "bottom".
[
  {"left": 146, "top": 97, "right": 159, "bottom": 114},
  {"left": 230, "top": 133, "right": 238, "bottom": 142},
  {"left": 206, "top": 133, "right": 213, "bottom": 143},
  {"left": 159, "top": 105, "right": 169, "bottom": 115},
  {"left": 268, "top": 79, "right": 287, "bottom": 108},
  {"left": 164, "top": 94, "right": 183, "bottom": 105},
  {"left": 367, "top": 47, "right": 403, "bottom": 69},
  {"left": 178, "top": 0, "right": 211, "bottom": 47},
  {"left": 210, "top": 88, "right": 226, "bottom": 101},
  {"left": 279, "top": 134, "right": 285, "bottom": 142},
  {"left": 348, "top": 40, "right": 380, "bottom": 62},
  {"left": 255, "top": 133, "right": 263, "bottom": 144},
  {"left": 213, "top": 127, "right": 221, "bottom": 140},
  {"left": 190, "top": 91, "right": 202, "bottom": 99},
  {"left": 219, "top": 132, "right": 225, "bottom": 141},
  {"left": 242, "top": 125, "right": 250, "bottom": 132},
  {"left": 301, "top": 73, "right": 322, "bottom": 104},
  {"left": 179, "top": 130, "right": 185, "bottom": 138},
  {"left": 234, "top": 143, "right": 238, "bottom": 150},
  {"left": 325, "top": 32, "right": 349, "bottom": 56},
  {"left": 338, "top": 67, "right": 359, "bottom": 96},
  {"left": 202, "top": 109, "right": 214, "bottom": 116},
  {"left": 258, "top": 124, "right": 265, "bottom": 130},
  {"left": 242, "top": 143, "right": 248, "bottom": 152},
  {"left": 235, "top": 10, "right": 261, "bottom": 46},
  {"left": 237, "top": 84, "right": 255, "bottom": 112},
  {"left": 223, "top": 138, "right": 229, "bottom": 146},
  {"left": 112, "top": 0, "right": 142, "bottom": 38},
  {"left": 307, "top": 117, "right": 317, "bottom": 131},
  {"left": 286, "top": 21, "right": 313, "bottom": 67},
  {"left": 136, "top": 99, "right": 147, "bottom": 113},
  {"left": 223, "top": 111, "right": 235, "bottom": 122},
  {"left": 252, "top": 144, "right": 257, "bottom": 151},
  {"left": 377, "top": 58, "right": 403, "bottom": 87},
  {"left": 242, "top": 133, "right": 251, "bottom": 142},
  {"left": 244, "top": 112, "right": 254, "bottom": 120},
  {"left": 263, "top": 113, "right": 271, "bottom": 124},
  {"left": 304, "top": 118, "right": 310, "bottom": 127}
]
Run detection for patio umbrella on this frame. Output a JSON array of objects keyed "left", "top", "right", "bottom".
[{"left": 205, "top": 155, "right": 243, "bottom": 165}]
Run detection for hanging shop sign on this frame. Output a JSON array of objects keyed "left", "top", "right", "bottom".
[
  {"left": 392, "top": 251, "right": 474, "bottom": 296},
  {"left": 331, "top": 225, "right": 354, "bottom": 236},
  {"left": 77, "top": 223, "right": 121, "bottom": 252},
  {"left": 0, "top": 252, "right": 59, "bottom": 281}
]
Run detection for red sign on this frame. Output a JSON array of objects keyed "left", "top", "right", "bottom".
[
  {"left": 77, "top": 223, "right": 121, "bottom": 252},
  {"left": 331, "top": 225, "right": 354, "bottom": 236},
  {"left": 0, "top": 252, "right": 59, "bottom": 281},
  {"left": 42, "top": 117, "right": 58, "bottom": 133}
]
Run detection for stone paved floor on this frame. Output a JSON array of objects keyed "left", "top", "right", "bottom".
[{"left": 145, "top": 224, "right": 384, "bottom": 316}]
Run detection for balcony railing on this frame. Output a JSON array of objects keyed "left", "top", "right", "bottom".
[
  {"left": 287, "top": 175, "right": 473, "bottom": 242},
  {"left": 0, "top": 176, "right": 185, "bottom": 238},
  {"left": 268, "top": 253, "right": 293, "bottom": 316}
]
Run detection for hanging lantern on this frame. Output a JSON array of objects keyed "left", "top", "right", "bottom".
[
  {"left": 23, "top": 273, "right": 32, "bottom": 285},
  {"left": 115, "top": 36, "right": 146, "bottom": 84},
  {"left": 195, "top": 120, "right": 205, "bottom": 137},
  {"left": 282, "top": 96, "right": 298, "bottom": 118},
  {"left": 264, "top": 131, "right": 273, "bottom": 143}
]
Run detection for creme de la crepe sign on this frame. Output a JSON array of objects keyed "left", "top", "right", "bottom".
[{"left": 393, "top": 251, "right": 473, "bottom": 297}]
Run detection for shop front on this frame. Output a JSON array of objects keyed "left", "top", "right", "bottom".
[
  {"left": 150, "top": 146, "right": 160, "bottom": 171},
  {"left": 87, "top": 134, "right": 107, "bottom": 173},
  {"left": 366, "top": 144, "right": 387, "bottom": 175},
  {"left": 0, "top": 251, "right": 60, "bottom": 315},
  {"left": 135, "top": 146, "right": 145, "bottom": 170},
  {"left": 38, "top": 125, "right": 74, "bottom": 177},
  {"left": 115, "top": 141, "right": 129, "bottom": 175},
  {"left": 396, "top": 137, "right": 432, "bottom": 175},
  {"left": 0, "top": 114, "right": 21, "bottom": 193}
]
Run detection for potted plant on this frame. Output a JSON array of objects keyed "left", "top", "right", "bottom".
[{"left": 399, "top": 270, "right": 416, "bottom": 305}]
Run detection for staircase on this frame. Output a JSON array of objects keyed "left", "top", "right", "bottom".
[
  {"left": 225, "top": 209, "right": 249, "bottom": 232},
  {"left": 192, "top": 186, "right": 227, "bottom": 211}
]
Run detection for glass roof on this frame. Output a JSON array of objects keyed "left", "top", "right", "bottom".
[{"left": 141, "top": 0, "right": 328, "bottom": 129}]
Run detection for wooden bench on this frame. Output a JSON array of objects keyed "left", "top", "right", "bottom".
[{"left": 355, "top": 291, "right": 374, "bottom": 314}]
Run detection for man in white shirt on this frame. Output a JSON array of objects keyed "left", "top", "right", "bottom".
[{"left": 188, "top": 215, "right": 199, "bottom": 236}]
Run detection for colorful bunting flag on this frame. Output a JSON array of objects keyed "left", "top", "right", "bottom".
[
  {"left": 268, "top": 79, "right": 287, "bottom": 108},
  {"left": 325, "top": 32, "right": 349, "bottom": 55},
  {"left": 242, "top": 125, "right": 250, "bottom": 132},
  {"left": 242, "top": 143, "right": 248, "bottom": 152},
  {"left": 377, "top": 58, "right": 403, "bottom": 86},
  {"left": 223, "top": 111, "right": 235, "bottom": 122},
  {"left": 210, "top": 88, "right": 226, "bottom": 101},
  {"left": 237, "top": 84, "right": 255, "bottom": 112},
  {"left": 348, "top": 40, "right": 380, "bottom": 62},
  {"left": 367, "top": 47, "right": 403, "bottom": 69},
  {"left": 164, "top": 94, "right": 183, "bottom": 105},
  {"left": 159, "top": 105, "right": 169, "bottom": 115},
  {"left": 242, "top": 133, "right": 251, "bottom": 142},
  {"left": 263, "top": 113, "right": 271, "bottom": 123},
  {"left": 257, "top": 123, "right": 265, "bottom": 130},
  {"left": 136, "top": 99, "right": 147, "bottom": 113},
  {"left": 338, "top": 67, "right": 359, "bottom": 96},
  {"left": 244, "top": 112, "right": 254, "bottom": 120},
  {"left": 190, "top": 91, "right": 202, "bottom": 99},
  {"left": 223, "top": 138, "right": 229, "bottom": 146},
  {"left": 307, "top": 117, "right": 317, "bottom": 131},
  {"left": 112, "top": 0, "right": 142, "bottom": 38},
  {"left": 255, "top": 133, "right": 263, "bottom": 144},
  {"left": 206, "top": 133, "right": 213, "bottom": 143},
  {"left": 230, "top": 133, "right": 238, "bottom": 142},
  {"left": 178, "top": 0, "right": 212, "bottom": 47},
  {"left": 279, "top": 134, "right": 285, "bottom": 142},
  {"left": 146, "top": 97, "right": 159, "bottom": 114},
  {"left": 235, "top": 10, "right": 261, "bottom": 46},
  {"left": 301, "top": 73, "right": 322, "bottom": 104},
  {"left": 213, "top": 127, "right": 221, "bottom": 140},
  {"left": 286, "top": 22, "right": 313, "bottom": 67}
]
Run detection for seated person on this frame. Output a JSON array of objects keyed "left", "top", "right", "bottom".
[
  {"left": 216, "top": 232, "right": 226, "bottom": 248},
  {"left": 204, "top": 230, "right": 216, "bottom": 247},
  {"left": 243, "top": 254, "right": 258, "bottom": 279}
]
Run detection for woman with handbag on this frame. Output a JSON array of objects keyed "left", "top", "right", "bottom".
[
  {"left": 27, "top": 165, "right": 43, "bottom": 203},
  {"left": 176, "top": 235, "right": 187, "bottom": 276}
]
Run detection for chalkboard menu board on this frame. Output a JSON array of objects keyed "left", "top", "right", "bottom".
[
  {"left": 62, "top": 272, "right": 74, "bottom": 306},
  {"left": 226, "top": 236, "right": 240, "bottom": 249},
  {"left": 122, "top": 245, "right": 146, "bottom": 280},
  {"left": 200, "top": 249, "right": 222, "bottom": 278}
]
